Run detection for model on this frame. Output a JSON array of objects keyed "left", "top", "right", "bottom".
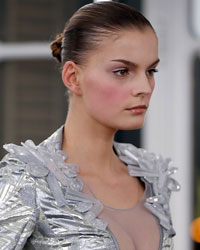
[{"left": 0, "top": 2, "right": 180, "bottom": 249}]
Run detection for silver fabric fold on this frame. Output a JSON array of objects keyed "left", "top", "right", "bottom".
[{"left": 114, "top": 141, "right": 180, "bottom": 236}]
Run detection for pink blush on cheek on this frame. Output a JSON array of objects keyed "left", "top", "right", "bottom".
[
  {"left": 101, "top": 85, "right": 125, "bottom": 99},
  {"left": 82, "top": 73, "right": 130, "bottom": 120},
  {"left": 99, "top": 82, "right": 129, "bottom": 102},
  {"left": 89, "top": 83, "right": 129, "bottom": 116}
]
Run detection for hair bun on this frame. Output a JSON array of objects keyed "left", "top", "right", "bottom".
[{"left": 50, "top": 33, "right": 64, "bottom": 63}]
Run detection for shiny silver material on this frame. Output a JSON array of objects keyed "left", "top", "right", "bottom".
[{"left": 0, "top": 126, "right": 180, "bottom": 249}]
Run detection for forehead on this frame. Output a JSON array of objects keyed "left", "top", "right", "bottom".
[{"left": 84, "top": 28, "right": 158, "bottom": 67}]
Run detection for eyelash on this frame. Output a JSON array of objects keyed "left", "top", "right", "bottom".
[
  {"left": 113, "top": 68, "right": 129, "bottom": 77},
  {"left": 146, "top": 68, "right": 159, "bottom": 77},
  {"left": 113, "top": 68, "right": 159, "bottom": 78}
]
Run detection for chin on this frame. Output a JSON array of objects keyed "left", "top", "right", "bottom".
[
  {"left": 122, "top": 125, "right": 144, "bottom": 130},
  {"left": 115, "top": 121, "right": 144, "bottom": 131}
]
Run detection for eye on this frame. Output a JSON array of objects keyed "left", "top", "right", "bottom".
[
  {"left": 146, "top": 68, "right": 159, "bottom": 77},
  {"left": 113, "top": 68, "right": 129, "bottom": 77}
]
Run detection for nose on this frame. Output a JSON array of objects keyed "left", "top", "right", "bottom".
[{"left": 131, "top": 73, "right": 154, "bottom": 96}]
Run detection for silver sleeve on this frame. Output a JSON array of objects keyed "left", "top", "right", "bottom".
[{"left": 0, "top": 157, "right": 37, "bottom": 250}]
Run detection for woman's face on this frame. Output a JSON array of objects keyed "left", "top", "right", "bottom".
[{"left": 78, "top": 28, "right": 159, "bottom": 130}]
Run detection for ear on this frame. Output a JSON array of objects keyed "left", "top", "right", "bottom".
[{"left": 62, "top": 61, "right": 82, "bottom": 95}]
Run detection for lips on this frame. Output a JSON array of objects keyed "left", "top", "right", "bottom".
[
  {"left": 126, "top": 105, "right": 147, "bottom": 114},
  {"left": 126, "top": 105, "right": 147, "bottom": 110}
]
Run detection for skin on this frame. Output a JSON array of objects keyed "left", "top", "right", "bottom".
[{"left": 61, "top": 28, "right": 159, "bottom": 209}]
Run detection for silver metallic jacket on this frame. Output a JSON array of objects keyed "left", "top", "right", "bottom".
[{"left": 0, "top": 126, "right": 180, "bottom": 250}]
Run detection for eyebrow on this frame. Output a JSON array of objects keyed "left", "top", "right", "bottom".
[{"left": 111, "top": 58, "right": 160, "bottom": 68}]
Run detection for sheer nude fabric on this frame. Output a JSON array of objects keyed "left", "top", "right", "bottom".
[{"left": 82, "top": 181, "right": 160, "bottom": 250}]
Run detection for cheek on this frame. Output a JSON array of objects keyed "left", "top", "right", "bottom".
[
  {"left": 84, "top": 78, "right": 129, "bottom": 113},
  {"left": 98, "top": 85, "right": 127, "bottom": 103}
]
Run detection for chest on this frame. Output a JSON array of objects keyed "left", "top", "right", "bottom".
[{"left": 79, "top": 174, "right": 145, "bottom": 209}]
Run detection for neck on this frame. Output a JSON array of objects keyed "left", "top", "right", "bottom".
[{"left": 62, "top": 103, "right": 120, "bottom": 177}]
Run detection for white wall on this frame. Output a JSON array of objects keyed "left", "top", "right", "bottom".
[
  {"left": 0, "top": 42, "right": 50, "bottom": 61},
  {"left": 143, "top": 0, "right": 200, "bottom": 249}
]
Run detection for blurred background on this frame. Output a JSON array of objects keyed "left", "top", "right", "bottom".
[{"left": 0, "top": 0, "right": 200, "bottom": 249}]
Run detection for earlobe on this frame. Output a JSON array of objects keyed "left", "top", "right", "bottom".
[{"left": 62, "top": 61, "right": 82, "bottom": 95}]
